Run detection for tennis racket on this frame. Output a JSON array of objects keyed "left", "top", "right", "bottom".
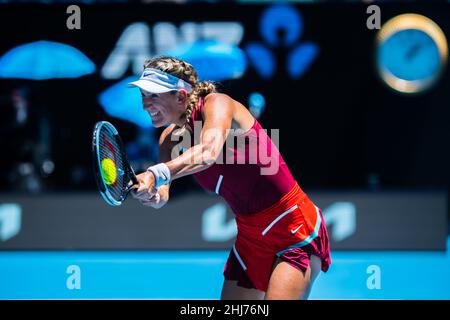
[{"left": 92, "top": 121, "right": 138, "bottom": 206}]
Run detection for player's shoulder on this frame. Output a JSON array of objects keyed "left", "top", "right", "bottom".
[
  {"left": 204, "top": 92, "right": 232, "bottom": 105},
  {"left": 203, "top": 93, "right": 235, "bottom": 115}
]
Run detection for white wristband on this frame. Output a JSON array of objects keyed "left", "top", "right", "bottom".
[{"left": 147, "top": 163, "right": 171, "bottom": 188}]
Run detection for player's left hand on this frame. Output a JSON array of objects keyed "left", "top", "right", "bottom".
[{"left": 139, "top": 192, "right": 161, "bottom": 207}]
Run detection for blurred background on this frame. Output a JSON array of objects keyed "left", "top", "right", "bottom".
[{"left": 0, "top": 0, "right": 449, "bottom": 299}]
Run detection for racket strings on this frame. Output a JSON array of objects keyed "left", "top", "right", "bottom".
[{"left": 98, "top": 127, "right": 127, "bottom": 201}]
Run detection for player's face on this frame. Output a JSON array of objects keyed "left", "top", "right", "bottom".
[{"left": 141, "top": 90, "right": 186, "bottom": 128}]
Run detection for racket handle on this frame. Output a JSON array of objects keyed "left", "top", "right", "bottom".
[
  {"left": 131, "top": 174, "right": 139, "bottom": 186},
  {"left": 129, "top": 165, "right": 139, "bottom": 185}
]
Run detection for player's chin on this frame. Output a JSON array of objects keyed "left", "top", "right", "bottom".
[{"left": 150, "top": 117, "right": 167, "bottom": 128}]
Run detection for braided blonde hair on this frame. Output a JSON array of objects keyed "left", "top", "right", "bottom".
[{"left": 143, "top": 56, "right": 217, "bottom": 136}]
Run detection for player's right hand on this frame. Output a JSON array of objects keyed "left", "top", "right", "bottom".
[{"left": 131, "top": 171, "right": 158, "bottom": 202}]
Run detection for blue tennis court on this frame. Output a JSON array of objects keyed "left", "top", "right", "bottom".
[{"left": 1, "top": 237, "right": 449, "bottom": 300}]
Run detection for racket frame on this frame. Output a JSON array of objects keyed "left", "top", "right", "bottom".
[{"left": 92, "top": 121, "right": 138, "bottom": 206}]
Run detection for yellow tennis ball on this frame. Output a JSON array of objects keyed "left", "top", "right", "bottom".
[{"left": 101, "top": 158, "right": 117, "bottom": 185}]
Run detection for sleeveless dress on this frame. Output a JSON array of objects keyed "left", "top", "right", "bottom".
[{"left": 186, "top": 97, "right": 331, "bottom": 292}]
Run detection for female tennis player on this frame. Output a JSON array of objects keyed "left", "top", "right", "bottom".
[{"left": 128, "top": 56, "right": 331, "bottom": 300}]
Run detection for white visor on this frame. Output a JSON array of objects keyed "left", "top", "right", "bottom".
[{"left": 128, "top": 68, "right": 193, "bottom": 94}]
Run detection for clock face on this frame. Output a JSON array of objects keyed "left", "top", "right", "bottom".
[
  {"left": 376, "top": 14, "right": 448, "bottom": 94},
  {"left": 379, "top": 29, "right": 440, "bottom": 81}
]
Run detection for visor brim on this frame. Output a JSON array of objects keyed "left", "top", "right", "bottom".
[{"left": 127, "top": 80, "right": 173, "bottom": 93}]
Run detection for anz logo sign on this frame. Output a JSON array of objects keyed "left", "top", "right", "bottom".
[
  {"left": 245, "top": 4, "right": 319, "bottom": 79},
  {"left": 101, "top": 21, "right": 245, "bottom": 79},
  {"left": 101, "top": 4, "right": 318, "bottom": 80}
]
